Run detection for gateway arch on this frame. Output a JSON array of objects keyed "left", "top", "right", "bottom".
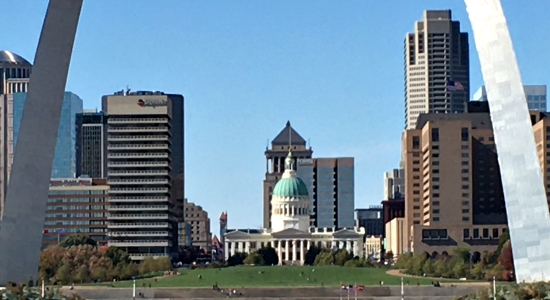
[{"left": 0, "top": 0, "right": 549, "bottom": 284}]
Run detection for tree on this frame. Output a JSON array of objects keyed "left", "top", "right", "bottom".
[
  {"left": 498, "top": 241, "right": 514, "bottom": 271},
  {"left": 422, "top": 259, "right": 434, "bottom": 276},
  {"left": 227, "top": 252, "right": 247, "bottom": 266},
  {"left": 58, "top": 234, "right": 97, "bottom": 248},
  {"left": 74, "top": 265, "right": 90, "bottom": 283},
  {"left": 433, "top": 259, "right": 448, "bottom": 277},
  {"left": 104, "top": 247, "right": 130, "bottom": 266},
  {"left": 471, "top": 263, "right": 484, "bottom": 280},
  {"left": 243, "top": 251, "right": 265, "bottom": 265},
  {"left": 314, "top": 250, "right": 335, "bottom": 265},
  {"left": 394, "top": 253, "right": 412, "bottom": 269},
  {"left": 55, "top": 265, "right": 71, "bottom": 284},
  {"left": 334, "top": 249, "right": 353, "bottom": 266},
  {"left": 304, "top": 246, "right": 321, "bottom": 266},
  {"left": 257, "top": 246, "right": 278, "bottom": 266},
  {"left": 384, "top": 251, "right": 394, "bottom": 261}
]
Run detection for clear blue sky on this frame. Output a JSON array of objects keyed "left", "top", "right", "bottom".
[{"left": 3, "top": 0, "right": 550, "bottom": 234}]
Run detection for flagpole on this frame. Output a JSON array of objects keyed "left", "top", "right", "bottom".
[
  {"left": 340, "top": 281, "right": 342, "bottom": 300},
  {"left": 354, "top": 282, "right": 357, "bottom": 300},
  {"left": 347, "top": 286, "right": 350, "bottom": 300},
  {"left": 41, "top": 279, "right": 45, "bottom": 298}
]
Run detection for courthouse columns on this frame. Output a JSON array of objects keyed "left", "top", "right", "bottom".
[
  {"left": 299, "top": 240, "right": 304, "bottom": 264},
  {"left": 292, "top": 240, "right": 297, "bottom": 263},
  {"left": 245, "top": 241, "right": 250, "bottom": 253},
  {"left": 307, "top": 240, "right": 311, "bottom": 251},
  {"left": 231, "top": 242, "right": 236, "bottom": 256},
  {"left": 285, "top": 240, "right": 290, "bottom": 262},
  {"left": 277, "top": 240, "right": 282, "bottom": 265}
]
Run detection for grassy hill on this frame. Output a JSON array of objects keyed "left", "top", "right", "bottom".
[{"left": 108, "top": 266, "right": 453, "bottom": 288}]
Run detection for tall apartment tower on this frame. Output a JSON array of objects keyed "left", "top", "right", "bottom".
[
  {"left": 102, "top": 90, "right": 184, "bottom": 260},
  {"left": 297, "top": 157, "right": 355, "bottom": 228},
  {"left": 399, "top": 112, "right": 508, "bottom": 255},
  {"left": 404, "top": 10, "right": 469, "bottom": 129},
  {"left": 263, "top": 121, "right": 312, "bottom": 229},
  {"left": 76, "top": 110, "right": 107, "bottom": 178}
]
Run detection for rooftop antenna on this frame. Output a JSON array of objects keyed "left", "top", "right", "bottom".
[
  {"left": 308, "top": 138, "right": 311, "bottom": 149},
  {"left": 266, "top": 139, "right": 269, "bottom": 150},
  {"left": 125, "top": 85, "right": 131, "bottom": 96}
]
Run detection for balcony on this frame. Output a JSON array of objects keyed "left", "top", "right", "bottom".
[
  {"left": 108, "top": 179, "right": 170, "bottom": 185},
  {"left": 108, "top": 222, "right": 171, "bottom": 229},
  {"left": 107, "top": 240, "right": 171, "bottom": 247},
  {"left": 108, "top": 135, "right": 170, "bottom": 142},
  {"left": 107, "top": 144, "right": 169, "bottom": 150},
  {"left": 108, "top": 153, "right": 169, "bottom": 159},
  {"left": 108, "top": 161, "right": 169, "bottom": 168},
  {"left": 109, "top": 188, "right": 169, "bottom": 194},
  {"left": 109, "top": 196, "right": 170, "bottom": 203},
  {"left": 108, "top": 213, "right": 169, "bottom": 220},
  {"left": 128, "top": 253, "right": 169, "bottom": 260},
  {"left": 108, "top": 231, "right": 171, "bottom": 237},
  {"left": 108, "top": 205, "right": 169, "bottom": 211},
  {"left": 108, "top": 170, "right": 170, "bottom": 177},
  {"left": 108, "top": 127, "right": 169, "bottom": 133},
  {"left": 108, "top": 118, "right": 169, "bottom": 124}
]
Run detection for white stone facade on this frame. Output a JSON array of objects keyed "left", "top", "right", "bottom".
[{"left": 224, "top": 227, "right": 366, "bottom": 265}]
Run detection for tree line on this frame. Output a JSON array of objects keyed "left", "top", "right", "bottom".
[
  {"left": 38, "top": 234, "right": 172, "bottom": 285},
  {"left": 395, "top": 230, "right": 514, "bottom": 281},
  {"left": 225, "top": 245, "right": 375, "bottom": 268}
]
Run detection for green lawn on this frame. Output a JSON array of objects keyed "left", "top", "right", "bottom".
[{"left": 107, "top": 266, "right": 455, "bottom": 288}]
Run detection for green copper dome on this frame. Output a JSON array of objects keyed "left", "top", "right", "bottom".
[
  {"left": 273, "top": 176, "right": 309, "bottom": 197},
  {"left": 272, "top": 150, "right": 309, "bottom": 198}
]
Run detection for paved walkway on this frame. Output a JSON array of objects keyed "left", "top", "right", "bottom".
[{"left": 385, "top": 269, "right": 489, "bottom": 286}]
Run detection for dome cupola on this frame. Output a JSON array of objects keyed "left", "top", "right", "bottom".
[{"left": 272, "top": 150, "right": 309, "bottom": 198}]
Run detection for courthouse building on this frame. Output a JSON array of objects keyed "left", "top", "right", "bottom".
[{"left": 224, "top": 150, "right": 365, "bottom": 265}]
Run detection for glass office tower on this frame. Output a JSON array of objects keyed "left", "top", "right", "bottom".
[{"left": 13, "top": 91, "right": 83, "bottom": 178}]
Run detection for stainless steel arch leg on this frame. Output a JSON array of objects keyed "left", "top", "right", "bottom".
[
  {"left": 465, "top": 0, "right": 550, "bottom": 283},
  {"left": 0, "top": 0, "right": 82, "bottom": 284}
]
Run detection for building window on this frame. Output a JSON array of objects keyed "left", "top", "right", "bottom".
[
  {"left": 461, "top": 128, "right": 469, "bottom": 142},
  {"left": 433, "top": 201, "right": 440, "bottom": 206},
  {"left": 462, "top": 217, "right": 470, "bottom": 221},
  {"left": 492, "top": 228, "right": 499, "bottom": 239},
  {"left": 473, "top": 228, "right": 479, "bottom": 238},
  {"left": 482, "top": 228, "right": 489, "bottom": 238},
  {"left": 413, "top": 136, "right": 420, "bottom": 149},
  {"left": 432, "top": 209, "right": 440, "bottom": 214},
  {"left": 431, "top": 128, "right": 440, "bottom": 142},
  {"left": 462, "top": 209, "right": 469, "bottom": 213},
  {"left": 463, "top": 228, "right": 470, "bottom": 239},
  {"left": 432, "top": 217, "right": 439, "bottom": 222}
]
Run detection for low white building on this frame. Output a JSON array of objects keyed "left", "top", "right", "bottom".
[{"left": 224, "top": 150, "right": 365, "bottom": 265}]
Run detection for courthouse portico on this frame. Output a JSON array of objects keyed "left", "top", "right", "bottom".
[{"left": 224, "top": 150, "right": 365, "bottom": 265}]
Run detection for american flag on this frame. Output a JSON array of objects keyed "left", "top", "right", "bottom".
[{"left": 447, "top": 80, "right": 464, "bottom": 92}]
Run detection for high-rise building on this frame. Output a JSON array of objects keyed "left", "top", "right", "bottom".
[
  {"left": 263, "top": 121, "right": 312, "bottom": 229},
  {"left": 0, "top": 50, "right": 31, "bottom": 95},
  {"left": 0, "top": 51, "right": 32, "bottom": 217},
  {"left": 183, "top": 199, "right": 212, "bottom": 251},
  {"left": 43, "top": 178, "right": 109, "bottom": 249},
  {"left": 102, "top": 90, "right": 184, "bottom": 260},
  {"left": 383, "top": 168, "right": 405, "bottom": 200},
  {"left": 404, "top": 10, "right": 469, "bottom": 129},
  {"left": 399, "top": 112, "right": 509, "bottom": 255},
  {"left": 76, "top": 110, "right": 107, "bottom": 178},
  {"left": 473, "top": 85, "right": 547, "bottom": 111},
  {"left": 13, "top": 91, "right": 83, "bottom": 178},
  {"left": 355, "top": 206, "right": 384, "bottom": 236},
  {"left": 296, "top": 157, "right": 355, "bottom": 228}
]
